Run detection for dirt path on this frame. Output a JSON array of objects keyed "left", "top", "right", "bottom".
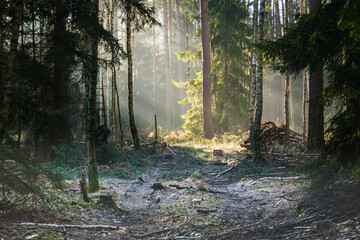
[{"left": 3, "top": 148, "right": 360, "bottom": 239}]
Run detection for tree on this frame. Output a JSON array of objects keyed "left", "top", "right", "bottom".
[
  {"left": 209, "top": 0, "right": 250, "bottom": 132},
  {"left": 126, "top": 2, "right": 141, "bottom": 150},
  {"left": 87, "top": 0, "right": 100, "bottom": 193},
  {"left": 122, "top": 0, "right": 158, "bottom": 149},
  {"left": 0, "top": 0, "right": 23, "bottom": 150},
  {"left": 252, "top": 0, "right": 266, "bottom": 160},
  {"left": 307, "top": 0, "right": 324, "bottom": 153},
  {"left": 249, "top": 0, "right": 258, "bottom": 152},
  {"left": 200, "top": 0, "right": 213, "bottom": 139},
  {"left": 163, "top": 0, "right": 172, "bottom": 129}
]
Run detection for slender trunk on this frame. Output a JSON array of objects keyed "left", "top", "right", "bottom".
[
  {"left": 175, "top": 0, "right": 185, "bottom": 114},
  {"left": 168, "top": 0, "right": 175, "bottom": 127},
  {"left": 302, "top": 69, "right": 307, "bottom": 146},
  {"left": 268, "top": 0, "right": 273, "bottom": 40},
  {"left": 274, "top": 0, "right": 281, "bottom": 39},
  {"left": 249, "top": 0, "right": 258, "bottom": 151},
  {"left": 114, "top": 81, "right": 124, "bottom": 147},
  {"left": 185, "top": 9, "right": 190, "bottom": 84},
  {"left": 200, "top": 0, "right": 213, "bottom": 139},
  {"left": 88, "top": 0, "right": 100, "bottom": 193},
  {"left": 284, "top": 73, "right": 290, "bottom": 144},
  {"left": 0, "top": 0, "right": 23, "bottom": 150},
  {"left": 253, "top": 0, "right": 265, "bottom": 159},
  {"left": 101, "top": 64, "right": 107, "bottom": 128},
  {"left": 163, "top": 0, "right": 172, "bottom": 129},
  {"left": 307, "top": 0, "right": 324, "bottom": 153},
  {"left": 110, "top": 5, "right": 117, "bottom": 143},
  {"left": 152, "top": 0, "right": 156, "bottom": 114},
  {"left": 126, "top": 4, "right": 140, "bottom": 150}
]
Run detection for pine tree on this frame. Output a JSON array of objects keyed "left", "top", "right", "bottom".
[{"left": 200, "top": 0, "right": 213, "bottom": 139}]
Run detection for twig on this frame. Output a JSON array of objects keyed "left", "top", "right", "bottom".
[{"left": 215, "top": 163, "right": 239, "bottom": 178}]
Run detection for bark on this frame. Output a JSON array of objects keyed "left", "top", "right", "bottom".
[
  {"left": 307, "top": 0, "right": 324, "bottom": 153},
  {"left": 0, "top": 0, "right": 23, "bottom": 150},
  {"left": 88, "top": 0, "right": 100, "bottom": 193},
  {"left": 126, "top": 4, "right": 140, "bottom": 150},
  {"left": 253, "top": 0, "right": 265, "bottom": 158},
  {"left": 152, "top": 0, "right": 156, "bottom": 114},
  {"left": 300, "top": 0, "right": 304, "bottom": 14},
  {"left": 200, "top": 0, "right": 214, "bottom": 139},
  {"left": 268, "top": 0, "right": 273, "bottom": 40},
  {"left": 163, "top": 0, "right": 172, "bottom": 128},
  {"left": 274, "top": 0, "right": 281, "bottom": 39},
  {"left": 249, "top": 0, "right": 258, "bottom": 152}
]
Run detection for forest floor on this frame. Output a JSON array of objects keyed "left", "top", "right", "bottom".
[{"left": 2, "top": 145, "right": 360, "bottom": 239}]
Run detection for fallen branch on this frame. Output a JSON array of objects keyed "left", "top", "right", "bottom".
[
  {"left": 19, "top": 223, "right": 126, "bottom": 231},
  {"left": 215, "top": 163, "right": 239, "bottom": 178}
]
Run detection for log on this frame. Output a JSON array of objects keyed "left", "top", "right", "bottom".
[{"left": 19, "top": 223, "right": 126, "bottom": 231}]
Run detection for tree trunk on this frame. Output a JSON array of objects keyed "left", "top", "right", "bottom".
[
  {"left": 175, "top": 0, "right": 185, "bottom": 114},
  {"left": 268, "top": 0, "right": 273, "bottom": 40},
  {"left": 274, "top": 0, "right": 281, "bottom": 39},
  {"left": 253, "top": 0, "right": 265, "bottom": 159},
  {"left": 152, "top": 0, "right": 157, "bottom": 114},
  {"left": 163, "top": 0, "right": 172, "bottom": 129},
  {"left": 114, "top": 81, "right": 124, "bottom": 147},
  {"left": 249, "top": 0, "right": 258, "bottom": 152},
  {"left": 168, "top": 0, "right": 176, "bottom": 127},
  {"left": 308, "top": 0, "right": 324, "bottom": 153},
  {"left": 200, "top": 0, "right": 213, "bottom": 139},
  {"left": 284, "top": 73, "right": 290, "bottom": 144},
  {"left": 185, "top": 9, "right": 190, "bottom": 84},
  {"left": 88, "top": 0, "right": 100, "bottom": 193},
  {"left": 126, "top": 4, "right": 140, "bottom": 150},
  {"left": 101, "top": 64, "right": 107, "bottom": 128},
  {"left": 302, "top": 69, "right": 307, "bottom": 146},
  {"left": 0, "top": 0, "right": 23, "bottom": 150}
]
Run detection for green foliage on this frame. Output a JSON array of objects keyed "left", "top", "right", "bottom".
[
  {"left": 209, "top": 0, "right": 251, "bottom": 133},
  {"left": 176, "top": 71, "right": 204, "bottom": 139},
  {"left": 51, "top": 142, "right": 85, "bottom": 167},
  {"left": 177, "top": 152, "right": 205, "bottom": 168},
  {"left": 95, "top": 144, "right": 126, "bottom": 165},
  {"left": 190, "top": 171, "right": 204, "bottom": 180},
  {"left": 0, "top": 148, "right": 65, "bottom": 211}
]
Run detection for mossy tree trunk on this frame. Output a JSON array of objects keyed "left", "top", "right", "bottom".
[{"left": 87, "top": 0, "right": 100, "bottom": 193}]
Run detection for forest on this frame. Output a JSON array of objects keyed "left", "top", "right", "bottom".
[{"left": 0, "top": 0, "right": 359, "bottom": 239}]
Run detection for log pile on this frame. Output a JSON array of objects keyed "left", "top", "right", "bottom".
[{"left": 241, "top": 121, "right": 303, "bottom": 150}]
